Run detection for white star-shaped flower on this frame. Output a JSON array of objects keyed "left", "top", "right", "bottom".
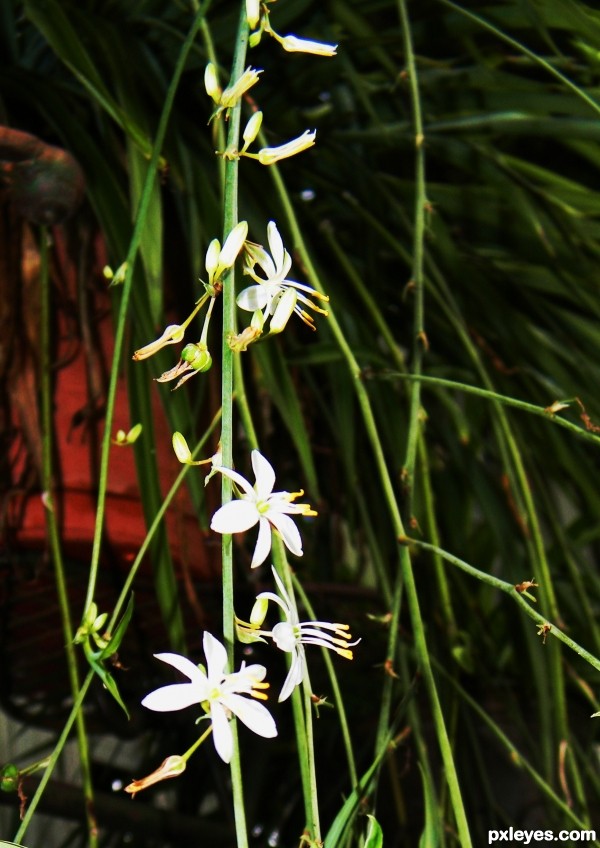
[
  {"left": 241, "top": 567, "right": 358, "bottom": 702},
  {"left": 210, "top": 450, "right": 316, "bottom": 568},
  {"left": 141, "top": 632, "right": 277, "bottom": 763},
  {"left": 237, "top": 222, "right": 329, "bottom": 331}
]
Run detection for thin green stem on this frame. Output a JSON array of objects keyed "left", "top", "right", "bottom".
[
  {"left": 83, "top": 4, "right": 208, "bottom": 615},
  {"left": 292, "top": 575, "right": 358, "bottom": 788},
  {"left": 407, "top": 538, "right": 600, "bottom": 674},
  {"left": 265, "top": 90, "right": 472, "bottom": 848},
  {"left": 15, "top": 673, "right": 94, "bottom": 843},
  {"left": 38, "top": 229, "right": 97, "bottom": 847},
  {"left": 384, "top": 372, "right": 600, "bottom": 447},
  {"left": 302, "top": 664, "right": 321, "bottom": 843},
  {"left": 436, "top": 0, "right": 600, "bottom": 119},
  {"left": 108, "top": 409, "right": 221, "bottom": 632},
  {"left": 219, "top": 7, "right": 250, "bottom": 848},
  {"left": 432, "top": 658, "right": 595, "bottom": 832},
  {"left": 271, "top": 542, "right": 316, "bottom": 838},
  {"left": 182, "top": 724, "right": 214, "bottom": 762}
]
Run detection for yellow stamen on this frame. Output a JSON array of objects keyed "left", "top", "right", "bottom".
[
  {"left": 335, "top": 648, "right": 354, "bottom": 660},
  {"left": 251, "top": 689, "right": 269, "bottom": 701},
  {"left": 298, "top": 310, "right": 317, "bottom": 330}
]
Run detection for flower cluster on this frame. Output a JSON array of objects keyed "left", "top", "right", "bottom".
[
  {"left": 132, "top": 0, "right": 353, "bottom": 806},
  {"left": 140, "top": 449, "right": 358, "bottom": 777}
]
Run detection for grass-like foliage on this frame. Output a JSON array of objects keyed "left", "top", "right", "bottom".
[{"left": 2, "top": 0, "right": 600, "bottom": 846}]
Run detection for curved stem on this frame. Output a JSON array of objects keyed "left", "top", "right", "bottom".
[
  {"left": 38, "top": 229, "right": 97, "bottom": 846},
  {"left": 406, "top": 537, "right": 600, "bottom": 673},
  {"left": 83, "top": 3, "right": 208, "bottom": 615}
]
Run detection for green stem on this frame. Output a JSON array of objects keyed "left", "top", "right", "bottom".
[
  {"left": 265, "top": 89, "right": 472, "bottom": 848},
  {"left": 302, "top": 664, "right": 321, "bottom": 843},
  {"left": 107, "top": 409, "right": 221, "bottom": 632},
  {"left": 407, "top": 538, "right": 600, "bottom": 673},
  {"left": 182, "top": 724, "right": 214, "bottom": 761},
  {"left": 38, "top": 229, "right": 97, "bottom": 847},
  {"left": 219, "top": 7, "right": 249, "bottom": 848},
  {"left": 271, "top": 542, "right": 316, "bottom": 838},
  {"left": 292, "top": 575, "right": 358, "bottom": 788},
  {"left": 83, "top": 3, "right": 208, "bottom": 615},
  {"left": 15, "top": 673, "right": 94, "bottom": 843},
  {"left": 436, "top": 0, "right": 600, "bottom": 119},
  {"left": 385, "top": 372, "right": 600, "bottom": 447}
]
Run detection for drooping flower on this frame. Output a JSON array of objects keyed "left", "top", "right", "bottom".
[
  {"left": 237, "top": 221, "right": 329, "bottom": 331},
  {"left": 256, "top": 129, "right": 316, "bottom": 165},
  {"left": 210, "top": 450, "right": 316, "bottom": 568},
  {"left": 125, "top": 755, "right": 186, "bottom": 796},
  {"left": 133, "top": 324, "right": 185, "bottom": 361},
  {"left": 238, "top": 567, "right": 358, "bottom": 701},
  {"left": 142, "top": 632, "right": 277, "bottom": 764},
  {"left": 274, "top": 34, "right": 337, "bottom": 56}
]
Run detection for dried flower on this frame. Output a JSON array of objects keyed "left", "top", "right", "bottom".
[{"left": 125, "top": 756, "right": 186, "bottom": 796}]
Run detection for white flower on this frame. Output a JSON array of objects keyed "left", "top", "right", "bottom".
[
  {"left": 142, "top": 632, "right": 277, "bottom": 764},
  {"left": 210, "top": 450, "right": 316, "bottom": 568},
  {"left": 277, "top": 35, "right": 337, "bottom": 56},
  {"left": 206, "top": 221, "right": 248, "bottom": 288},
  {"left": 237, "top": 221, "right": 329, "bottom": 331},
  {"left": 256, "top": 129, "right": 316, "bottom": 165},
  {"left": 243, "top": 567, "right": 358, "bottom": 702},
  {"left": 220, "top": 67, "right": 262, "bottom": 110}
]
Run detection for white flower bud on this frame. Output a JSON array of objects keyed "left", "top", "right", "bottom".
[
  {"left": 279, "top": 35, "right": 337, "bottom": 56},
  {"left": 204, "top": 63, "right": 221, "bottom": 103},
  {"left": 205, "top": 238, "right": 221, "bottom": 282},
  {"left": 241, "top": 111, "right": 263, "bottom": 153},
  {"left": 246, "top": 0, "right": 260, "bottom": 29},
  {"left": 257, "top": 130, "right": 316, "bottom": 165},
  {"left": 218, "top": 221, "right": 248, "bottom": 271}
]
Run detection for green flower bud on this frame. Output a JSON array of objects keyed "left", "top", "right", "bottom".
[
  {"left": 172, "top": 432, "right": 193, "bottom": 464},
  {"left": 250, "top": 597, "right": 269, "bottom": 627},
  {"left": 1, "top": 764, "right": 19, "bottom": 793},
  {"left": 181, "top": 343, "right": 212, "bottom": 372}
]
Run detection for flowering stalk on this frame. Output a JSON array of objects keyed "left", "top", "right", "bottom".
[{"left": 219, "top": 5, "right": 251, "bottom": 847}]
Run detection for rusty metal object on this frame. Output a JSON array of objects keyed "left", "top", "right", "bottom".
[{"left": 0, "top": 127, "right": 85, "bottom": 225}]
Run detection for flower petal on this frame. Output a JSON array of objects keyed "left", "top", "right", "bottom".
[
  {"left": 142, "top": 682, "right": 204, "bottom": 712},
  {"left": 251, "top": 450, "right": 276, "bottom": 499},
  {"left": 237, "top": 284, "right": 269, "bottom": 312},
  {"left": 222, "top": 693, "right": 277, "bottom": 738},
  {"left": 278, "top": 650, "right": 304, "bottom": 702},
  {"left": 152, "top": 652, "right": 206, "bottom": 685},
  {"left": 211, "top": 702, "right": 233, "bottom": 763},
  {"left": 214, "top": 465, "right": 255, "bottom": 496},
  {"left": 203, "top": 632, "right": 228, "bottom": 682},
  {"left": 268, "top": 512, "right": 303, "bottom": 557},
  {"left": 267, "top": 222, "right": 285, "bottom": 275},
  {"left": 251, "top": 517, "right": 272, "bottom": 568},
  {"left": 211, "top": 500, "right": 259, "bottom": 534}
]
